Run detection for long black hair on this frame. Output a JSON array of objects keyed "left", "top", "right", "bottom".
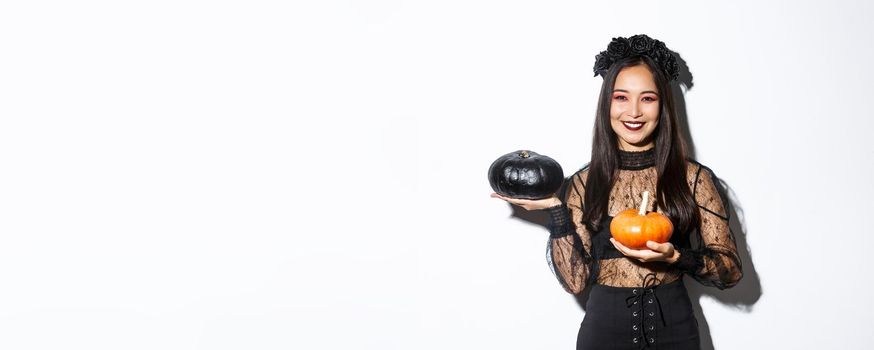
[{"left": 583, "top": 55, "right": 699, "bottom": 236}]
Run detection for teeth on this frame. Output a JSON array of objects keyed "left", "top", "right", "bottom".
[{"left": 623, "top": 122, "right": 643, "bottom": 127}]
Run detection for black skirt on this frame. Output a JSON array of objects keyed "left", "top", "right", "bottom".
[{"left": 577, "top": 277, "right": 700, "bottom": 350}]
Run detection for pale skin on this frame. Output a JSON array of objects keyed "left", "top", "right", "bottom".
[{"left": 491, "top": 64, "right": 680, "bottom": 264}]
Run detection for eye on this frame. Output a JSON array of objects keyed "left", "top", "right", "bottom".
[
  {"left": 614, "top": 95, "right": 627, "bottom": 101},
  {"left": 643, "top": 96, "right": 658, "bottom": 102}
]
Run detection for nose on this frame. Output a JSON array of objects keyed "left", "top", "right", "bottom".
[{"left": 629, "top": 100, "right": 642, "bottom": 118}]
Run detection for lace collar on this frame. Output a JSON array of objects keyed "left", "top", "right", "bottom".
[{"left": 618, "top": 147, "right": 656, "bottom": 170}]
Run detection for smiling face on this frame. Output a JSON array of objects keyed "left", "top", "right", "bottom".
[{"left": 609, "top": 64, "right": 661, "bottom": 151}]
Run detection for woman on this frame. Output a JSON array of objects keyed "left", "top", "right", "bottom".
[{"left": 490, "top": 34, "right": 743, "bottom": 350}]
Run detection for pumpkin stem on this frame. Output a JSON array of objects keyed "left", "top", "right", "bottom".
[
  {"left": 520, "top": 150, "right": 529, "bottom": 158},
  {"left": 639, "top": 191, "right": 649, "bottom": 216}
]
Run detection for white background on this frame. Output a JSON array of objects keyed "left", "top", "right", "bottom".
[{"left": 1, "top": 1, "right": 872, "bottom": 349}]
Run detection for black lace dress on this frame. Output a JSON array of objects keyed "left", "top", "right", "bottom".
[{"left": 544, "top": 148, "right": 743, "bottom": 350}]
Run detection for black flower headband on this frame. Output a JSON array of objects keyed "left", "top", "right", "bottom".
[{"left": 593, "top": 34, "right": 680, "bottom": 81}]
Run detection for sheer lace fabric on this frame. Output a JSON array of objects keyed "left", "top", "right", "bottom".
[{"left": 546, "top": 151, "right": 743, "bottom": 294}]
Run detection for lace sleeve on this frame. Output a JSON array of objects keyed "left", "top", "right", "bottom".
[
  {"left": 545, "top": 170, "right": 594, "bottom": 294},
  {"left": 672, "top": 164, "right": 743, "bottom": 290}
]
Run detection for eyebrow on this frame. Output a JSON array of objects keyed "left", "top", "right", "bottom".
[{"left": 613, "top": 89, "right": 659, "bottom": 95}]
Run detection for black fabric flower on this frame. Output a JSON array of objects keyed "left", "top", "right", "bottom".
[
  {"left": 628, "top": 34, "right": 653, "bottom": 53},
  {"left": 591, "top": 34, "right": 680, "bottom": 82},
  {"left": 652, "top": 41, "right": 668, "bottom": 55},
  {"left": 593, "top": 50, "right": 612, "bottom": 77},
  {"left": 650, "top": 43, "right": 669, "bottom": 63},
  {"left": 606, "top": 37, "right": 630, "bottom": 59},
  {"left": 665, "top": 56, "right": 680, "bottom": 80}
]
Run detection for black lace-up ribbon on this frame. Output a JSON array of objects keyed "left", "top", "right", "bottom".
[{"left": 624, "top": 273, "right": 666, "bottom": 349}]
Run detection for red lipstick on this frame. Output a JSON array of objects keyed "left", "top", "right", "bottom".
[{"left": 622, "top": 121, "right": 645, "bottom": 131}]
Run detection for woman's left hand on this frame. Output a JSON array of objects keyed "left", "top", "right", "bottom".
[{"left": 610, "top": 238, "right": 680, "bottom": 264}]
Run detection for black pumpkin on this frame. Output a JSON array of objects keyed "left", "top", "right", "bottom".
[{"left": 488, "top": 150, "right": 564, "bottom": 200}]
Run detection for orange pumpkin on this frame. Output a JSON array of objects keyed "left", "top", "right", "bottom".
[{"left": 610, "top": 191, "right": 673, "bottom": 250}]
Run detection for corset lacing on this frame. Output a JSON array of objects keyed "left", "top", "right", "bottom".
[{"left": 624, "top": 272, "right": 666, "bottom": 348}]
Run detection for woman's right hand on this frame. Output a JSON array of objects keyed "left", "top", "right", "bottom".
[{"left": 490, "top": 192, "right": 562, "bottom": 211}]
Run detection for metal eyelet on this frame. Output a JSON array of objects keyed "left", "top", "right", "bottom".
[
  {"left": 649, "top": 312, "right": 654, "bottom": 317},
  {"left": 632, "top": 311, "right": 638, "bottom": 317},
  {"left": 633, "top": 338, "right": 638, "bottom": 344},
  {"left": 650, "top": 338, "right": 655, "bottom": 343},
  {"left": 633, "top": 325, "right": 638, "bottom": 330},
  {"left": 632, "top": 289, "right": 638, "bottom": 295},
  {"left": 649, "top": 325, "right": 654, "bottom": 330},
  {"left": 633, "top": 301, "right": 638, "bottom": 305},
  {"left": 648, "top": 299, "right": 653, "bottom": 304}
]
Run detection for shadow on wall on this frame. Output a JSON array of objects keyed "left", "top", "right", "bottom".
[
  {"left": 499, "top": 55, "right": 762, "bottom": 350},
  {"left": 671, "top": 55, "right": 763, "bottom": 350}
]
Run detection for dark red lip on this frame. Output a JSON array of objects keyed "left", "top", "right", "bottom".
[{"left": 622, "top": 121, "right": 645, "bottom": 131}]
